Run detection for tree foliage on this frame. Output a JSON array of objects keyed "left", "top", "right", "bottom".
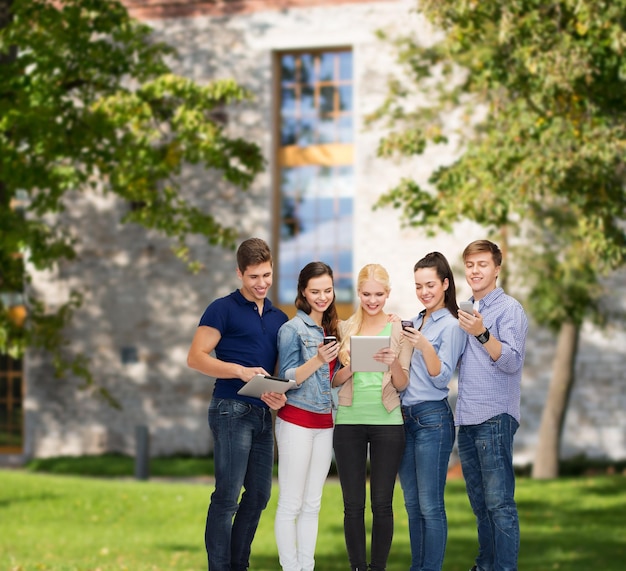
[
  {"left": 372, "top": 0, "right": 626, "bottom": 329},
  {"left": 371, "top": 0, "right": 626, "bottom": 477},
  {"left": 0, "top": 0, "right": 264, "bottom": 391}
]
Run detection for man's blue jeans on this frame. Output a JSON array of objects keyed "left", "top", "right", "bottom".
[
  {"left": 458, "top": 414, "right": 520, "bottom": 571},
  {"left": 398, "top": 399, "right": 455, "bottom": 571},
  {"left": 205, "top": 398, "right": 274, "bottom": 571}
]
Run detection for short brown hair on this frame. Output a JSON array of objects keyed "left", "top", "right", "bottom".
[
  {"left": 236, "top": 238, "right": 272, "bottom": 273},
  {"left": 462, "top": 240, "right": 502, "bottom": 267}
]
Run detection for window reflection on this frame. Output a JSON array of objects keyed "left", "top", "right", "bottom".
[
  {"left": 277, "top": 50, "right": 354, "bottom": 306},
  {"left": 338, "top": 116, "right": 353, "bottom": 144},
  {"left": 281, "top": 55, "right": 296, "bottom": 82},
  {"left": 279, "top": 165, "right": 354, "bottom": 304},
  {"left": 339, "top": 85, "right": 352, "bottom": 111},
  {"left": 339, "top": 51, "right": 352, "bottom": 81},
  {"left": 279, "top": 51, "right": 353, "bottom": 146}
]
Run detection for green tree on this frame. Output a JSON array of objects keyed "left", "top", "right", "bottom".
[
  {"left": 0, "top": 0, "right": 263, "bottom": 398},
  {"left": 371, "top": 0, "right": 626, "bottom": 477}
]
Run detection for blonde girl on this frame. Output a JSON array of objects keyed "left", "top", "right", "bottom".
[{"left": 332, "top": 264, "right": 412, "bottom": 571}]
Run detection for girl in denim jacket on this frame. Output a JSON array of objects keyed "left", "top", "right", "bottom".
[{"left": 275, "top": 261, "right": 341, "bottom": 571}]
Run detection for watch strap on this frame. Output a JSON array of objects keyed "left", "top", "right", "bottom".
[{"left": 475, "top": 329, "right": 490, "bottom": 344}]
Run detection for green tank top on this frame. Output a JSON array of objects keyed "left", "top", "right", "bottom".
[{"left": 335, "top": 323, "right": 403, "bottom": 426}]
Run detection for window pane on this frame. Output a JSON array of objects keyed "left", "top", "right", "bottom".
[
  {"left": 281, "top": 55, "right": 296, "bottom": 83},
  {"left": 281, "top": 117, "right": 297, "bottom": 145},
  {"left": 339, "top": 51, "right": 352, "bottom": 81},
  {"left": 338, "top": 115, "right": 353, "bottom": 144},
  {"left": 318, "top": 116, "right": 335, "bottom": 144},
  {"left": 319, "top": 52, "right": 335, "bottom": 82},
  {"left": 278, "top": 165, "right": 354, "bottom": 305},
  {"left": 320, "top": 86, "right": 335, "bottom": 114},
  {"left": 300, "top": 53, "right": 314, "bottom": 83},
  {"left": 338, "top": 85, "right": 352, "bottom": 111},
  {"left": 0, "top": 355, "right": 23, "bottom": 450},
  {"left": 279, "top": 50, "right": 352, "bottom": 145},
  {"left": 298, "top": 117, "right": 315, "bottom": 147},
  {"left": 301, "top": 85, "right": 315, "bottom": 114},
  {"left": 281, "top": 87, "right": 296, "bottom": 112},
  {"left": 337, "top": 166, "right": 354, "bottom": 196},
  {"left": 335, "top": 248, "right": 354, "bottom": 303}
]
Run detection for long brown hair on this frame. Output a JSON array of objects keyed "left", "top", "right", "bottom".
[{"left": 295, "top": 262, "right": 339, "bottom": 337}]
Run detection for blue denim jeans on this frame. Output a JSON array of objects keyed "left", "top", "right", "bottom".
[
  {"left": 398, "top": 399, "right": 455, "bottom": 571},
  {"left": 205, "top": 398, "right": 275, "bottom": 571},
  {"left": 458, "top": 414, "right": 520, "bottom": 571}
]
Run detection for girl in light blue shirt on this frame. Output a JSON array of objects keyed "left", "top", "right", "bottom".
[{"left": 399, "top": 252, "right": 467, "bottom": 571}]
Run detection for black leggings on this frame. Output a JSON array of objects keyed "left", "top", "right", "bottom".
[{"left": 333, "top": 424, "right": 405, "bottom": 571}]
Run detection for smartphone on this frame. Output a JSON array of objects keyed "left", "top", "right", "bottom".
[
  {"left": 401, "top": 320, "right": 413, "bottom": 331},
  {"left": 323, "top": 336, "right": 337, "bottom": 345},
  {"left": 459, "top": 301, "right": 474, "bottom": 315}
]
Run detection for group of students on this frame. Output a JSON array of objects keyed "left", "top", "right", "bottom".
[{"left": 187, "top": 237, "right": 529, "bottom": 571}]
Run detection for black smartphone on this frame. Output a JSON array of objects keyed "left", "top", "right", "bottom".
[
  {"left": 323, "top": 336, "right": 337, "bottom": 345},
  {"left": 401, "top": 320, "right": 413, "bottom": 331}
]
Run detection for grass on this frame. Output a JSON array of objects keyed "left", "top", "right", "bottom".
[
  {"left": 2, "top": 469, "right": 626, "bottom": 571},
  {"left": 25, "top": 454, "right": 216, "bottom": 478},
  {"left": 26, "top": 453, "right": 625, "bottom": 479}
]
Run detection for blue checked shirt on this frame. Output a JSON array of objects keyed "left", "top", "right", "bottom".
[{"left": 455, "top": 287, "right": 528, "bottom": 426}]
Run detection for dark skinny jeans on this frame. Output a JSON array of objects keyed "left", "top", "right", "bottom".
[{"left": 333, "top": 423, "right": 405, "bottom": 571}]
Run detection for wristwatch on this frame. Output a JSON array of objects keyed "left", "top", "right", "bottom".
[{"left": 475, "top": 329, "right": 490, "bottom": 344}]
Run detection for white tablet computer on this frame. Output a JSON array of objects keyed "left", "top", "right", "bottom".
[
  {"left": 237, "top": 374, "right": 296, "bottom": 398},
  {"left": 350, "top": 336, "right": 391, "bottom": 373}
]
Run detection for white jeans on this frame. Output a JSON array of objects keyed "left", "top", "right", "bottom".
[{"left": 275, "top": 417, "right": 334, "bottom": 571}]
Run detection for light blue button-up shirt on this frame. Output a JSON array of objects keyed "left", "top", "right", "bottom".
[
  {"left": 455, "top": 287, "right": 528, "bottom": 426},
  {"left": 401, "top": 307, "right": 467, "bottom": 406}
]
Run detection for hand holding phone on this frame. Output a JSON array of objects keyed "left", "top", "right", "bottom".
[
  {"left": 321, "top": 336, "right": 338, "bottom": 364},
  {"left": 401, "top": 320, "right": 413, "bottom": 331}
]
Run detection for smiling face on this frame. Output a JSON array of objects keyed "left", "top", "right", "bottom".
[
  {"left": 237, "top": 261, "right": 273, "bottom": 302},
  {"left": 358, "top": 279, "right": 389, "bottom": 317},
  {"left": 464, "top": 251, "right": 500, "bottom": 300},
  {"left": 414, "top": 267, "right": 448, "bottom": 315},
  {"left": 302, "top": 274, "right": 335, "bottom": 321}
]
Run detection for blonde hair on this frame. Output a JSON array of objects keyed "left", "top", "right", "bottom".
[{"left": 338, "top": 264, "right": 391, "bottom": 365}]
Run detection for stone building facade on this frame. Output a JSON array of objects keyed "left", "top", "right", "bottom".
[{"left": 2, "top": 0, "right": 625, "bottom": 466}]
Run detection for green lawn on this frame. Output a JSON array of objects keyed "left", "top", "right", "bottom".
[{"left": 1, "top": 469, "right": 625, "bottom": 571}]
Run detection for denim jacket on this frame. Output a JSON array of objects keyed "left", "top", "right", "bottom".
[{"left": 277, "top": 310, "right": 336, "bottom": 414}]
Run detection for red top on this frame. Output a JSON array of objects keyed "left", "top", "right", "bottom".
[{"left": 277, "top": 403, "right": 333, "bottom": 429}]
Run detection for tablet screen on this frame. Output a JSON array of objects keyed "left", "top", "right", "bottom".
[{"left": 350, "top": 336, "right": 390, "bottom": 373}]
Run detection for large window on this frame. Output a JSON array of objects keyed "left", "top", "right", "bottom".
[
  {"left": 0, "top": 354, "right": 23, "bottom": 453},
  {"left": 275, "top": 49, "right": 354, "bottom": 315}
]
